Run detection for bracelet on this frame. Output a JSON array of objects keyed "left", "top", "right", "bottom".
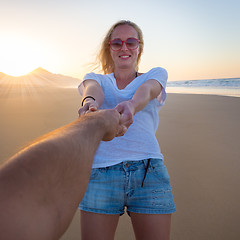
[{"left": 81, "top": 96, "right": 96, "bottom": 106}]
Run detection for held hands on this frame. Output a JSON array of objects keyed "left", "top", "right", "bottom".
[
  {"left": 100, "top": 101, "right": 135, "bottom": 140},
  {"left": 78, "top": 99, "right": 136, "bottom": 138},
  {"left": 80, "top": 109, "right": 127, "bottom": 141},
  {"left": 114, "top": 100, "right": 136, "bottom": 136},
  {"left": 100, "top": 109, "right": 126, "bottom": 141}
]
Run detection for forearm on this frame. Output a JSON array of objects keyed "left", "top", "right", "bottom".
[
  {"left": 82, "top": 79, "right": 104, "bottom": 107},
  {"left": 2, "top": 113, "right": 105, "bottom": 191},
  {"left": 27, "top": 113, "right": 106, "bottom": 198},
  {"left": 79, "top": 80, "right": 105, "bottom": 115},
  {"left": 130, "top": 79, "right": 162, "bottom": 114}
]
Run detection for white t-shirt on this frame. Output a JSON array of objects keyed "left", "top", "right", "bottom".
[{"left": 78, "top": 67, "right": 168, "bottom": 168}]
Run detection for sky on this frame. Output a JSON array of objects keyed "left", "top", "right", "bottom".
[{"left": 0, "top": 0, "right": 239, "bottom": 81}]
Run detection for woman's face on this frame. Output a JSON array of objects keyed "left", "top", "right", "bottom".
[{"left": 110, "top": 24, "right": 140, "bottom": 71}]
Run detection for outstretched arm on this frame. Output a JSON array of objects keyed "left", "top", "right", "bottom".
[
  {"left": 115, "top": 79, "right": 162, "bottom": 130},
  {"left": 0, "top": 109, "right": 122, "bottom": 240},
  {"left": 78, "top": 79, "right": 105, "bottom": 115}
]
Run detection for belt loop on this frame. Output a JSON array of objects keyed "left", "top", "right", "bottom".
[{"left": 141, "top": 158, "right": 151, "bottom": 187}]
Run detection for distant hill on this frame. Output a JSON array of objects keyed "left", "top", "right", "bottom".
[
  {"left": 0, "top": 72, "right": 6, "bottom": 79},
  {"left": 0, "top": 67, "right": 80, "bottom": 88}
]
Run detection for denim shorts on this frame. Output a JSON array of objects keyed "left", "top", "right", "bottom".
[{"left": 79, "top": 158, "right": 176, "bottom": 215}]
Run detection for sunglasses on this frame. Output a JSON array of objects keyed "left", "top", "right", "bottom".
[{"left": 110, "top": 38, "right": 140, "bottom": 51}]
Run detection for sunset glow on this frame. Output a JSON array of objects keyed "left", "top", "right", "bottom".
[
  {"left": 0, "top": 35, "right": 49, "bottom": 76},
  {"left": 0, "top": 0, "right": 239, "bottom": 80}
]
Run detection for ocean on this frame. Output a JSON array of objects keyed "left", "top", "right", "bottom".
[{"left": 166, "top": 78, "right": 240, "bottom": 97}]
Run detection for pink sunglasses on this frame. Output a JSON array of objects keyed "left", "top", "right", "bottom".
[{"left": 110, "top": 38, "right": 140, "bottom": 51}]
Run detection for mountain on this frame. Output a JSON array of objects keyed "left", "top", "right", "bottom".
[
  {"left": 0, "top": 72, "right": 6, "bottom": 79},
  {"left": 31, "top": 67, "right": 51, "bottom": 75},
  {"left": 0, "top": 68, "right": 80, "bottom": 88}
]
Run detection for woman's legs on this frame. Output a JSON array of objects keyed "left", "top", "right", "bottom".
[
  {"left": 130, "top": 213, "right": 172, "bottom": 240},
  {"left": 79, "top": 159, "right": 175, "bottom": 239},
  {"left": 80, "top": 211, "right": 120, "bottom": 240}
]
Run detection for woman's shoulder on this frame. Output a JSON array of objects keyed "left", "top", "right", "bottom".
[
  {"left": 147, "top": 67, "right": 167, "bottom": 75},
  {"left": 83, "top": 72, "right": 101, "bottom": 79},
  {"left": 83, "top": 72, "right": 112, "bottom": 80},
  {"left": 138, "top": 67, "right": 167, "bottom": 79}
]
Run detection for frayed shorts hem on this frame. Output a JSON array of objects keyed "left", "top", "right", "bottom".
[
  {"left": 79, "top": 207, "right": 176, "bottom": 216},
  {"left": 79, "top": 207, "right": 124, "bottom": 215},
  {"left": 127, "top": 208, "right": 176, "bottom": 215}
]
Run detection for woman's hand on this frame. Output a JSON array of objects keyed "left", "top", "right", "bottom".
[
  {"left": 115, "top": 100, "right": 136, "bottom": 134},
  {"left": 78, "top": 99, "right": 99, "bottom": 116}
]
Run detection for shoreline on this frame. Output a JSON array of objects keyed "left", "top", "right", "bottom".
[{"left": 166, "top": 87, "right": 240, "bottom": 98}]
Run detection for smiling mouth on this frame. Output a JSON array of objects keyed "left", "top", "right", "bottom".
[{"left": 119, "top": 55, "right": 131, "bottom": 59}]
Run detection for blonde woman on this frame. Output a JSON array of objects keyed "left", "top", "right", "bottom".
[{"left": 78, "top": 20, "right": 176, "bottom": 240}]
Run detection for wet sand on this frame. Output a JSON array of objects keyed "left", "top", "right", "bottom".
[{"left": 0, "top": 87, "right": 239, "bottom": 240}]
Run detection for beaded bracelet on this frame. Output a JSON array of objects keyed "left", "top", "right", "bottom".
[{"left": 81, "top": 96, "right": 96, "bottom": 106}]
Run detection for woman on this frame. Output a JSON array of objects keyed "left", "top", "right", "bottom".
[{"left": 78, "top": 20, "right": 176, "bottom": 240}]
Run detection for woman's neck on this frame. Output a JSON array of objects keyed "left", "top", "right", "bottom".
[{"left": 114, "top": 68, "right": 138, "bottom": 89}]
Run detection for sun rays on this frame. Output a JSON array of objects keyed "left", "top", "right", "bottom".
[{"left": 0, "top": 68, "right": 79, "bottom": 101}]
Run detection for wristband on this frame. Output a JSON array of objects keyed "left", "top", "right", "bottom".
[{"left": 81, "top": 96, "right": 96, "bottom": 106}]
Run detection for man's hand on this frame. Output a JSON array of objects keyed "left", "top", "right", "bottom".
[
  {"left": 85, "top": 109, "right": 127, "bottom": 141},
  {"left": 101, "top": 109, "right": 124, "bottom": 141},
  {"left": 115, "top": 100, "right": 136, "bottom": 135}
]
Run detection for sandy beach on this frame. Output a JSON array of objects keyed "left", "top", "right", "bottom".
[{"left": 0, "top": 86, "right": 239, "bottom": 240}]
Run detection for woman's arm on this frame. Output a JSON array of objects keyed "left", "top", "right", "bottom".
[
  {"left": 78, "top": 79, "right": 105, "bottom": 115},
  {"left": 115, "top": 79, "right": 162, "bottom": 130},
  {"left": 130, "top": 79, "right": 162, "bottom": 114}
]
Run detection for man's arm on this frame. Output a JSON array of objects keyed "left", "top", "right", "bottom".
[{"left": 0, "top": 109, "right": 121, "bottom": 240}]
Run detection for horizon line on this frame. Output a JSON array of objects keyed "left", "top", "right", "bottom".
[{"left": 0, "top": 67, "right": 239, "bottom": 81}]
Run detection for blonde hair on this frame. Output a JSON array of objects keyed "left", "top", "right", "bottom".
[{"left": 96, "top": 20, "right": 144, "bottom": 74}]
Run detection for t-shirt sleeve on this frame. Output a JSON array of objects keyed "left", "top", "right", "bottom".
[
  {"left": 78, "top": 72, "right": 102, "bottom": 96},
  {"left": 148, "top": 67, "right": 168, "bottom": 107}
]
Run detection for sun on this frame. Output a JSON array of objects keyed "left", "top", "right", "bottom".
[{"left": 0, "top": 35, "right": 49, "bottom": 76}]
